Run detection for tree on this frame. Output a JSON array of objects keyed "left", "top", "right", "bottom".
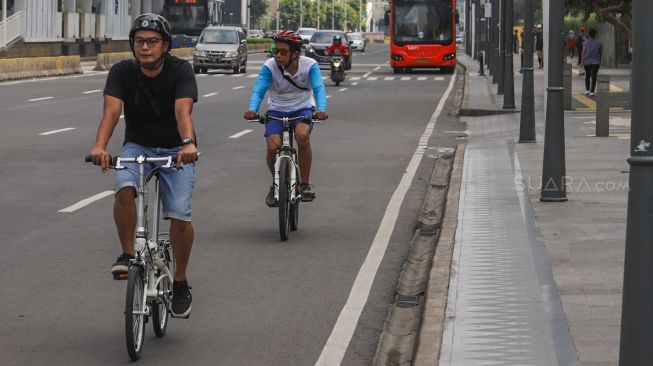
[
  {"left": 250, "top": 0, "right": 269, "bottom": 29},
  {"left": 566, "top": 0, "right": 632, "bottom": 42}
]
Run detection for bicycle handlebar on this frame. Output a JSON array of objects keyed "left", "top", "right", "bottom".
[
  {"left": 85, "top": 154, "right": 199, "bottom": 169},
  {"left": 246, "top": 115, "right": 324, "bottom": 125}
]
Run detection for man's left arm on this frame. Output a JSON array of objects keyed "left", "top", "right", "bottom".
[{"left": 309, "top": 63, "right": 328, "bottom": 119}]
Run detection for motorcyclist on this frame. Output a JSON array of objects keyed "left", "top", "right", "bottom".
[{"left": 325, "top": 35, "right": 350, "bottom": 66}]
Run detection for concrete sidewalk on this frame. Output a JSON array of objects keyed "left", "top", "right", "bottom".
[{"left": 434, "top": 52, "right": 630, "bottom": 365}]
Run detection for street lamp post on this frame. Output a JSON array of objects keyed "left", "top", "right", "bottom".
[
  {"left": 492, "top": 0, "right": 500, "bottom": 84},
  {"left": 300, "top": 0, "right": 303, "bottom": 27},
  {"left": 620, "top": 1, "right": 653, "bottom": 363},
  {"left": 539, "top": 0, "right": 566, "bottom": 202},
  {"left": 332, "top": 0, "right": 335, "bottom": 29},
  {"left": 359, "top": 0, "right": 362, "bottom": 32},
  {"left": 502, "top": 0, "right": 515, "bottom": 108},
  {"left": 518, "top": 0, "right": 536, "bottom": 142},
  {"left": 318, "top": 0, "right": 321, "bottom": 29},
  {"left": 497, "top": 0, "right": 505, "bottom": 94}
]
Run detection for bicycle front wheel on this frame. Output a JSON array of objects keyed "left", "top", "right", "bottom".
[
  {"left": 125, "top": 265, "right": 146, "bottom": 361},
  {"left": 278, "top": 158, "right": 291, "bottom": 241}
]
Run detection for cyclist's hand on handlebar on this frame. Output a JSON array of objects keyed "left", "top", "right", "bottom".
[
  {"left": 314, "top": 112, "right": 328, "bottom": 120},
  {"left": 90, "top": 146, "right": 111, "bottom": 172},
  {"left": 244, "top": 111, "right": 259, "bottom": 120},
  {"left": 176, "top": 143, "right": 198, "bottom": 170}
]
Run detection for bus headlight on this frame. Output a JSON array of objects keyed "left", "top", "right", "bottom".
[
  {"left": 391, "top": 54, "right": 404, "bottom": 61},
  {"left": 443, "top": 53, "right": 456, "bottom": 61}
]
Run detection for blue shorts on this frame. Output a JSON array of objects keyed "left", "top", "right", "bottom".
[
  {"left": 264, "top": 108, "right": 315, "bottom": 137},
  {"left": 115, "top": 142, "right": 195, "bottom": 222}
]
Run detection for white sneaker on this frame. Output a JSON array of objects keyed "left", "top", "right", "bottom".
[
  {"left": 589, "top": 92, "right": 595, "bottom": 96},
  {"left": 584, "top": 90, "right": 590, "bottom": 95}
]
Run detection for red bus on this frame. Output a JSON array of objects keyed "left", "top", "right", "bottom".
[{"left": 389, "top": 0, "right": 457, "bottom": 73}]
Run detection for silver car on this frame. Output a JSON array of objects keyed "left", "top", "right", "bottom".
[
  {"left": 346, "top": 32, "right": 366, "bottom": 52},
  {"left": 193, "top": 26, "right": 247, "bottom": 74}
]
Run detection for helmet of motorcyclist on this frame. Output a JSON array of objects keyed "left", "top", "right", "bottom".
[
  {"left": 272, "top": 30, "right": 304, "bottom": 52},
  {"left": 333, "top": 35, "right": 342, "bottom": 44}
]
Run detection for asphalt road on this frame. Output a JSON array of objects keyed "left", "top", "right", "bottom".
[{"left": 0, "top": 44, "right": 461, "bottom": 365}]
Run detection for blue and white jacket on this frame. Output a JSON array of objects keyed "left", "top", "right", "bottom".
[{"left": 247, "top": 56, "right": 327, "bottom": 113}]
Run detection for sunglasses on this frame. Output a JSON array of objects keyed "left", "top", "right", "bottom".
[
  {"left": 273, "top": 48, "right": 291, "bottom": 56},
  {"left": 134, "top": 38, "right": 163, "bottom": 48}
]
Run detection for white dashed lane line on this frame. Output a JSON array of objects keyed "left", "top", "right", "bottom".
[
  {"left": 363, "top": 72, "right": 371, "bottom": 78},
  {"left": 203, "top": 92, "right": 219, "bottom": 97},
  {"left": 229, "top": 129, "right": 254, "bottom": 139},
  {"left": 59, "top": 191, "right": 114, "bottom": 213},
  {"left": 28, "top": 97, "right": 54, "bottom": 102},
  {"left": 232, "top": 86, "right": 245, "bottom": 90},
  {"left": 339, "top": 88, "right": 348, "bottom": 92},
  {"left": 351, "top": 82, "right": 359, "bottom": 86},
  {"left": 39, "top": 127, "right": 76, "bottom": 136},
  {"left": 82, "top": 89, "right": 102, "bottom": 94},
  {"left": 374, "top": 66, "right": 381, "bottom": 71},
  {"left": 327, "top": 95, "right": 332, "bottom": 99}
]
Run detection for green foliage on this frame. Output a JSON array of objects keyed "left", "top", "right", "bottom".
[
  {"left": 274, "top": 0, "right": 366, "bottom": 31},
  {"left": 250, "top": 0, "right": 269, "bottom": 29},
  {"left": 247, "top": 38, "right": 274, "bottom": 44},
  {"left": 566, "top": 0, "right": 632, "bottom": 19}
]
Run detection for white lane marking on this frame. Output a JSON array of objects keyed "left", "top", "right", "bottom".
[
  {"left": 367, "top": 77, "right": 378, "bottom": 80},
  {"left": 338, "top": 88, "right": 348, "bottom": 92},
  {"left": 363, "top": 72, "right": 371, "bottom": 78},
  {"left": 351, "top": 77, "right": 361, "bottom": 80},
  {"left": 418, "top": 76, "right": 428, "bottom": 81},
  {"left": 374, "top": 66, "right": 380, "bottom": 71},
  {"left": 316, "top": 74, "right": 457, "bottom": 366},
  {"left": 384, "top": 77, "right": 395, "bottom": 80},
  {"left": 231, "top": 73, "right": 244, "bottom": 77},
  {"left": 120, "top": 115, "right": 124, "bottom": 119},
  {"left": 327, "top": 95, "right": 332, "bottom": 99},
  {"left": 248, "top": 74, "right": 258, "bottom": 78},
  {"left": 28, "top": 96, "right": 54, "bottom": 102},
  {"left": 435, "top": 76, "right": 445, "bottom": 81},
  {"left": 351, "top": 82, "right": 359, "bottom": 86},
  {"left": 401, "top": 76, "right": 411, "bottom": 80},
  {"left": 0, "top": 71, "right": 109, "bottom": 86},
  {"left": 59, "top": 190, "right": 114, "bottom": 213},
  {"left": 203, "top": 92, "right": 219, "bottom": 97},
  {"left": 232, "top": 86, "right": 245, "bottom": 90},
  {"left": 229, "top": 129, "right": 254, "bottom": 139},
  {"left": 82, "top": 89, "right": 101, "bottom": 94},
  {"left": 39, "top": 127, "right": 76, "bottom": 136}
]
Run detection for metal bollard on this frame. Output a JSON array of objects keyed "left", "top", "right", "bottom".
[
  {"left": 478, "top": 51, "right": 485, "bottom": 76},
  {"left": 563, "top": 63, "right": 572, "bottom": 110},
  {"left": 596, "top": 74, "right": 610, "bottom": 137}
]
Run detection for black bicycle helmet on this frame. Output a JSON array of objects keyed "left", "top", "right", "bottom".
[
  {"left": 333, "top": 35, "right": 342, "bottom": 43},
  {"left": 129, "top": 13, "right": 172, "bottom": 53}
]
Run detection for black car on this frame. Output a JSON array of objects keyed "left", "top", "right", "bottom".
[{"left": 304, "top": 30, "right": 353, "bottom": 70}]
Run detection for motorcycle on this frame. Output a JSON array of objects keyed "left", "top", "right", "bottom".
[{"left": 329, "top": 56, "right": 345, "bottom": 86}]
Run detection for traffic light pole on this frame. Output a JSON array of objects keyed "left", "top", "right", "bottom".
[{"left": 620, "top": 0, "right": 653, "bottom": 363}]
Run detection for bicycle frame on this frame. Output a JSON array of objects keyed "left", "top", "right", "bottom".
[
  {"left": 272, "top": 117, "right": 301, "bottom": 204},
  {"left": 114, "top": 156, "right": 175, "bottom": 312}
]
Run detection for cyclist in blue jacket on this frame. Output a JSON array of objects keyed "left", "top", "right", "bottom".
[{"left": 244, "top": 30, "right": 328, "bottom": 206}]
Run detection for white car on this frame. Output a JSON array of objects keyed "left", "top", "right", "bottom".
[
  {"left": 346, "top": 32, "right": 366, "bottom": 52},
  {"left": 297, "top": 27, "right": 317, "bottom": 42},
  {"left": 248, "top": 29, "right": 263, "bottom": 38}
]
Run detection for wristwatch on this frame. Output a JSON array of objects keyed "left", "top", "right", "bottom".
[{"left": 181, "top": 136, "right": 196, "bottom": 146}]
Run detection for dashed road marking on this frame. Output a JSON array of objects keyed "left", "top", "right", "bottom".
[
  {"left": 28, "top": 96, "right": 54, "bottom": 102},
  {"left": 232, "top": 86, "right": 245, "bottom": 90},
  {"left": 418, "top": 76, "right": 428, "bottom": 81},
  {"left": 82, "top": 89, "right": 102, "bottom": 94},
  {"left": 229, "top": 129, "right": 253, "bottom": 139},
  {"left": 39, "top": 127, "right": 76, "bottom": 136},
  {"left": 59, "top": 191, "right": 114, "bottom": 213},
  {"left": 339, "top": 88, "right": 348, "bottom": 92},
  {"left": 203, "top": 92, "right": 219, "bottom": 97},
  {"left": 384, "top": 77, "right": 394, "bottom": 80}
]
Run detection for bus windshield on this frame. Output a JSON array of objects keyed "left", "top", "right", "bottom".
[
  {"left": 393, "top": 0, "right": 453, "bottom": 46},
  {"left": 163, "top": 4, "right": 208, "bottom": 36}
]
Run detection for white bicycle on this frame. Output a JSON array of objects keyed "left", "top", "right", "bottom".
[{"left": 85, "top": 155, "right": 178, "bottom": 361}]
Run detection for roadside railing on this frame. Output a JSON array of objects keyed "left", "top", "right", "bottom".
[{"left": 1, "top": 11, "right": 22, "bottom": 50}]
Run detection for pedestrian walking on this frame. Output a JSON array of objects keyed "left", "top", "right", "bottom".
[
  {"left": 582, "top": 28, "right": 602, "bottom": 96},
  {"left": 535, "top": 24, "right": 544, "bottom": 69},
  {"left": 576, "top": 26, "right": 586, "bottom": 68},
  {"left": 567, "top": 30, "right": 576, "bottom": 58}
]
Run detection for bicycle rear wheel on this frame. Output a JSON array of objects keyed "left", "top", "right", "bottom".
[
  {"left": 125, "top": 265, "right": 146, "bottom": 361},
  {"left": 278, "top": 159, "right": 291, "bottom": 241}
]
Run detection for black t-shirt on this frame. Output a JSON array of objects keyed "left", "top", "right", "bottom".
[{"left": 103, "top": 54, "right": 198, "bottom": 148}]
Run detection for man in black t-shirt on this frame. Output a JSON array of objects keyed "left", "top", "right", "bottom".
[{"left": 89, "top": 14, "right": 198, "bottom": 319}]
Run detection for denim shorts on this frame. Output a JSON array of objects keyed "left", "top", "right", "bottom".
[
  {"left": 264, "top": 108, "right": 315, "bottom": 137},
  {"left": 115, "top": 142, "right": 195, "bottom": 222}
]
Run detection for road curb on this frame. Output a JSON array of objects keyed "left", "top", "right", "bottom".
[{"left": 413, "top": 143, "right": 465, "bottom": 365}]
